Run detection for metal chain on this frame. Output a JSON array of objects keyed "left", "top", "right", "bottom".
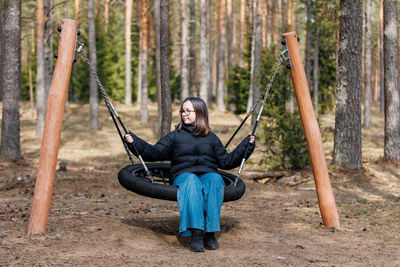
[
  {"left": 233, "top": 51, "right": 287, "bottom": 187},
  {"left": 258, "top": 54, "right": 284, "bottom": 104},
  {"left": 75, "top": 41, "right": 135, "bottom": 166},
  {"left": 76, "top": 42, "right": 112, "bottom": 104}
]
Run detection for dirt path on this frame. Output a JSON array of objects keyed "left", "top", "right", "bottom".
[{"left": 1, "top": 102, "right": 399, "bottom": 266}]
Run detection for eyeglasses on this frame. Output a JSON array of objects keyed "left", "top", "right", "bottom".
[{"left": 179, "top": 109, "right": 195, "bottom": 116}]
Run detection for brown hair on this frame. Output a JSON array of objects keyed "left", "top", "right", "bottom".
[{"left": 176, "top": 97, "right": 210, "bottom": 136}]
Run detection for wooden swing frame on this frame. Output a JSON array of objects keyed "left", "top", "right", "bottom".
[{"left": 27, "top": 24, "right": 339, "bottom": 235}]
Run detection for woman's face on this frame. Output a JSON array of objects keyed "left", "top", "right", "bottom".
[{"left": 181, "top": 101, "right": 196, "bottom": 125}]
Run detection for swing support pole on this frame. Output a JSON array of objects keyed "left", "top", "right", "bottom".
[
  {"left": 28, "top": 19, "right": 78, "bottom": 235},
  {"left": 282, "top": 32, "right": 340, "bottom": 229}
]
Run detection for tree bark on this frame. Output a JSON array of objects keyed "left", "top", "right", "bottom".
[
  {"left": 125, "top": 0, "right": 133, "bottom": 105},
  {"left": 36, "top": 0, "right": 45, "bottom": 135},
  {"left": 383, "top": 0, "right": 400, "bottom": 161},
  {"left": 266, "top": 0, "right": 272, "bottom": 48},
  {"left": 239, "top": 0, "right": 246, "bottom": 67},
  {"left": 379, "top": 0, "right": 384, "bottom": 112},
  {"left": 88, "top": 0, "right": 99, "bottom": 130},
  {"left": 199, "top": 0, "right": 211, "bottom": 105},
  {"left": 1, "top": 0, "right": 22, "bottom": 160},
  {"left": 155, "top": 0, "right": 162, "bottom": 132},
  {"left": 74, "top": 0, "right": 80, "bottom": 21},
  {"left": 140, "top": 0, "right": 149, "bottom": 122},
  {"left": 281, "top": 0, "right": 287, "bottom": 33},
  {"left": 206, "top": 0, "right": 213, "bottom": 105},
  {"left": 104, "top": 0, "right": 110, "bottom": 32},
  {"left": 333, "top": 0, "right": 363, "bottom": 170},
  {"left": 363, "top": 0, "right": 372, "bottom": 127},
  {"left": 226, "top": 0, "right": 233, "bottom": 70},
  {"left": 137, "top": 0, "right": 142, "bottom": 103},
  {"left": 249, "top": 0, "right": 263, "bottom": 124},
  {"left": 312, "top": 32, "right": 319, "bottom": 113},
  {"left": 159, "top": 0, "right": 172, "bottom": 138},
  {"left": 44, "top": 0, "right": 53, "bottom": 102},
  {"left": 188, "top": 0, "right": 196, "bottom": 96},
  {"left": 0, "top": 6, "right": 2, "bottom": 101},
  {"left": 305, "top": 0, "right": 312, "bottom": 88},
  {"left": 180, "top": 0, "right": 189, "bottom": 100},
  {"left": 28, "top": 25, "right": 35, "bottom": 117},
  {"left": 216, "top": 0, "right": 226, "bottom": 110}
]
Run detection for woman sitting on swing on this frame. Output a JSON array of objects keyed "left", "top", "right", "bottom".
[{"left": 124, "top": 96, "right": 255, "bottom": 252}]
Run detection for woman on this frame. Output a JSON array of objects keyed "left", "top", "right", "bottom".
[{"left": 124, "top": 97, "right": 255, "bottom": 252}]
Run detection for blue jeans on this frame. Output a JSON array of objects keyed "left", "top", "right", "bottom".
[{"left": 173, "top": 172, "right": 225, "bottom": 237}]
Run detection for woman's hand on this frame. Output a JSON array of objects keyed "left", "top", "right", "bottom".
[
  {"left": 249, "top": 135, "right": 255, "bottom": 144},
  {"left": 124, "top": 133, "right": 134, "bottom": 143}
]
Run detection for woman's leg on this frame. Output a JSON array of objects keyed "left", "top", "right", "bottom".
[
  {"left": 173, "top": 173, "right": 204, "bottom": 236},
  {"left": 199, "top": 173, "right": 225, "bottom": 233}
]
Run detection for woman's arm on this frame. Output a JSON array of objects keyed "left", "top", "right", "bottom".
[
  {"left": 124, "top": 132, "right": 174, "bottom": 161},
  {"left": 214, "top": 134, "right": 256, "bottom": 170}
]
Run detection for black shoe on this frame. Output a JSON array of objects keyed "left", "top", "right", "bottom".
[
  {"left": 204, "top": 232, "right": 219, "bottom": 250},
  {"left": 190, "top": 229, "right": 205, "bottom": 252}
]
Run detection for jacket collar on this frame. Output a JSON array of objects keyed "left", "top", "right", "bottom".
[{"left": 181, "top": 123, "right": 196, "bottom": 133}]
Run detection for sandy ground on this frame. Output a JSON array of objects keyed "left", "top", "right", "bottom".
[{"left": 0, "top": 101, "right": 399, "bottom": 266}]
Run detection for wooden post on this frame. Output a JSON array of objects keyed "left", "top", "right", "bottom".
[
  {"left": 282, "top": 31, "right": 340, "bottom": 229},
  {"left": 28, "top": 19, "right": 78, "bottom": 235}
]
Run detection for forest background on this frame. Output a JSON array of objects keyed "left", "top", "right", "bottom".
[
  {"left": 3, "top": 0, "right": 399, "bottom": 172},
  {"left": 1, "top": 0, "right": 400, "bottom": 265}
]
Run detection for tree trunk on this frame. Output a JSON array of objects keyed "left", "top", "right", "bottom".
[
  {"left": 104, "top": 0, "right": 110, "bottom": 32},
  {"left": 226, "top": 0, "right": 232, "bottom": 70},
  {"left": 312, "top": 32, "right": 319, "bottom": 113},
  {"left": 63, "top": 0, "right": 67, "bottom": 18},
  {"left": 249, "top": 0, "right": 263, "bottom": 125},
  {"left": 44, "top": 0, "right": 53, "bottom": 101},
  {"left": 0, "top": 7, "right": 2, "bottom": 101},
  {"left": 88, "top": 0, "right": 99, "bottom": 130},
  {"left": 74, "top": 0, "right": 80, "bottom": 20},
  {"left": 206, "top": 0, "right": 213, "bottom": 105},
  {"left": 28, "top": 26, "right": 35, "bottom": 117},
  {"left": 333, "top": 0, "right": 363, "bottom": 170},
  {"left": 280, "top": 0, "right": 287, "bottom": 33},
  {"left": 1, "top": 0, "right": 22, "bottom": 160},
  {"left": 239, "top": 0, "right": 246, "bottom": 67},
  {"left": 271, "top": 0, "right": 277, "bottom": 48},
  {"left": 159, "top": 0, "right": 172, "bottom": 138},
  {"left": 36, "top": 0, "right": 45, "bottom": 135},
  {"left": 170, "top": 1, "right": 181, "bottom": 77},
  {"left": 379, "top": 0, "right": 384, "bottom": 112},
  {"left": 140, "top": 0, "right": 149, "bottom": 122},
  {"left": 305, "top": 0, "right": 312, "bottom": 87},
  {"left": 188, "top": 0, "right": 196, "bottom": 96},
  {"left": 266, "top": 0, "right": 272, "bottom": 48},
  {"left": 383, "top": 0, "right": 400, "bottom": 161},
  {"left": 216, "top": 0, "right": 226, "bottom": 110},
  {"left": 137, "top": 0, "right": 142, "bottom": 103},
  {"left": 180, "top": 0, "right": 189, "bottom": 100},
  {"left": 125, "top": 0, "right": 133, "bottom": 105},
  {"left": 363, "top": 0, "right": 372, "bottom": 127},
  {"left": 200, "top": 0, "right": 211, "bottom": 105},
  {"left": 155, "top": 0, "right": 162, "bottom": 133}
]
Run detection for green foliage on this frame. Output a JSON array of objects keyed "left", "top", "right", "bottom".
[
  {"left": 226, "top": 66, "right": 250, "bottom": 114},
  {"left": 314, "top": 0, "right": 339, "bottom": 113},
  {"left": 258, "top": 46, "right": 310, "bottom": 170},
  {"left": 96, "top": 7, "right": 139, "bottom": 102}
]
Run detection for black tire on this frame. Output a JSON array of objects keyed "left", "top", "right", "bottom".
[{"left": 118, "top": 163, "right": 245, "bottom": 202}]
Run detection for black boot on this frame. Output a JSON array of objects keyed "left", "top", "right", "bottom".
[
  {"left": 204, "top": 232, "right": 219, "bottom": 250},
  {"left": 190, "top": 229, "right": 205, "bottom": 252}
]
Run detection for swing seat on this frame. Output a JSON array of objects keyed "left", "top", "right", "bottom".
[{"left": 118, "top": 163, "right": 246, "bottom": 202}]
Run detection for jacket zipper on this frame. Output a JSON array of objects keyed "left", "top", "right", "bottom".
[{"left": 194, "top": 136, "right": 198, "bottom": 166}]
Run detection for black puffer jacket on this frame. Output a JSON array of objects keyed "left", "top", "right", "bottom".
[{"left": 127, "top": 123, "right": 255, "bottom": 184}]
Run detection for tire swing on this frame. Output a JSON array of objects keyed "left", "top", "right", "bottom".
[{"left": 76, "top": 41, "right": 289, "bottom": 202}]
